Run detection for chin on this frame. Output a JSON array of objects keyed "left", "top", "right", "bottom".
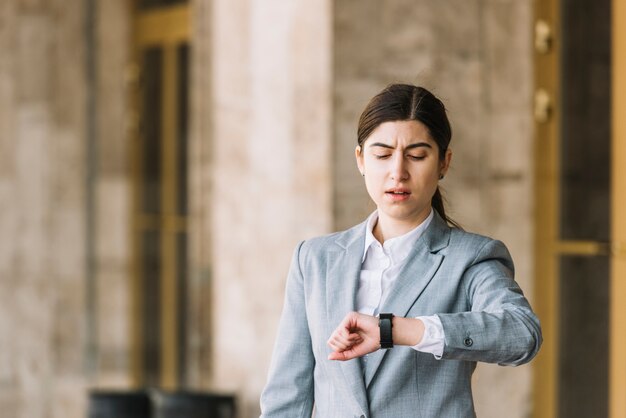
[
  {"left": 382, "top": 208, "right": 420, "bottom": 220},
  {"left": 382, "top": 205, "right": 428, "bottom": 221}
]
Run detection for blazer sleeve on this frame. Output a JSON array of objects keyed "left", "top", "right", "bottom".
[
  {"left": 437, "top": 239, "right": 543, "bottom": 366},
  {"left": 260, "top": 241, "right": 315, "bottom": 418}
]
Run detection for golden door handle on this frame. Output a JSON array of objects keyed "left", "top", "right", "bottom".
[
  {"left": 534, "top": 89, "right": 552, "bottom": 123},
  {"left": 535, "top": 20, "right": 553, "bottom": 54}
]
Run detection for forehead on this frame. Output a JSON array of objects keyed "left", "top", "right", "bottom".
[{"left": 365, "top": 120, "right": 434, "bottom": 146}]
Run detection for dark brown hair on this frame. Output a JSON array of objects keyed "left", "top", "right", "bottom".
[{"left": 357, "top": 83, "right": 459, "bottom": 228}]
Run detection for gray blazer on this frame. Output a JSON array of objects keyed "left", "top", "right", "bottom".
[{"left": 260, "top": 211, "right": 542, "bottom": 418}]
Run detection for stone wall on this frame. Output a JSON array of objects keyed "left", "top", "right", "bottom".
[
  {"left": 0, "top": 0, "right": 89, "bottom": 416},
  {"left": 93, "top": 0, "right": 133, "bottom": 388},
  {"left": 204, "top": 0, "right": 333, "bottom": 416},
  {"left": 0, "top": 0, "right": 134, "bottom": 415},
  {"left": 333, "top": 0, "right": 535, "bottom": 417}
]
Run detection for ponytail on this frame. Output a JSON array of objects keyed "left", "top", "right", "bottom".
[{"left": 432, "top": 187, "right": 461, "bottom": 229}]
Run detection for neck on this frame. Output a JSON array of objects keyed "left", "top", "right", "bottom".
[{"left": 372, "top": 208, "right": 431, "bottom": 244}]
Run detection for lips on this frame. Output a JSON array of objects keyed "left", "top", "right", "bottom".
[
  {"left": 385, "top": 188, "right": 411, "bottom": 195},
  {"left": 385, "top": 188, "right": 411, "bottom": 201}
]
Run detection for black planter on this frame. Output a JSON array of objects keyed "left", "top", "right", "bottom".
[
  {"left": 153, "top": 391, "right": 236, "bottom": 418},
  {"left": 88, "top": 391, "right": 152, "bottom": 418}
]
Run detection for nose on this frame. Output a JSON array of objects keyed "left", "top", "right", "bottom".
[{"left": 390, "top": 154, "right": 409, "bottom": 181}]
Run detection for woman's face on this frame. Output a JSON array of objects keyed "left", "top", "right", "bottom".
[{"left": 356, "top": 120, "right": 451, "bottom": 227}]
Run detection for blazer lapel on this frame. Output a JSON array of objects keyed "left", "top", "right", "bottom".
[
  {"left": 364, "top": 212, "right": 451, "bottom": 387},
  {"left": 326, "top": 222, "right": 369, "bottom": 416}
]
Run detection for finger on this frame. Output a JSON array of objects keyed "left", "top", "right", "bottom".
[
  {"left": 328, "top": 347, "right": 358, "bottom": 361},
  {"left": 342, "top": 312, "right": 360, "bottom": 329},
  {"left": 328, "top": 340, "right": 349, "bottom": 352},
  {"left": 327, "top": 329, "right": 357, "bottom": 347},
  {"left": 327, "top": 351, "right": 350, "bottom": 361},
  {"left": 330, "top": 325, "right": 364, "bottom": 341},
  {"left": 327, "top": 333, "right": 356, "bottom": 350},
  {"left": 328, "top": 338, "right": 363, "bottom": 354}
]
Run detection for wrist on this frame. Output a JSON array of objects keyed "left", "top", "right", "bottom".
[{"left": 393, "top": 317, "right": 425, "bottom": 346}]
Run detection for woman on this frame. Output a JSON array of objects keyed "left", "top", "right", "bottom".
[{"left": 260, "top": 84, "right": 542, "bottom": 418}]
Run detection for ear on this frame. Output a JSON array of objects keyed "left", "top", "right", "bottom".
[
  {"left": 355, "top": 145, "right": 365, "bottom": 176},
  {"left": 440, "top": 148, "right": 452, "bottom": 177}
]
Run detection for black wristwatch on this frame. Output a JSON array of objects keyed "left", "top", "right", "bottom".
[{"left": 379, "top": 313, "right": 394, "bottom": 349}]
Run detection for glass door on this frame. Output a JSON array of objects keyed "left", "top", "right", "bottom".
[
  {"left": 557, "top": 1, "right": 611, "bottom": 416},
  {"left": 130, "top": 0, "right": 190, "bottom": 389},
  {"left": 533, "top": 0, "right": 626, "bottom": 417}
]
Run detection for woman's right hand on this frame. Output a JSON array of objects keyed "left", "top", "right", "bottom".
[{"left": 326, "top": 312, "right": 381, "bottom": 361}]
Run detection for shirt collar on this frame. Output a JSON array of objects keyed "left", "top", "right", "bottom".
[{"left": 362, "top": 208, "right": 435, "bottom": 264}]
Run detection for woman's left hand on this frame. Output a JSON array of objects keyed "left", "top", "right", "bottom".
[{"left": 327, "top": 312, "right": 381, "bottom": 361}]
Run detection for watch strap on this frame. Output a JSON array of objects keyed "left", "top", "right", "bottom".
[{"left": 379, "top": 313, "right": 394, "bottom": 349}]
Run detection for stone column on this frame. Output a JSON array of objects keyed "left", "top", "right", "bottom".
[
  {"left": 94, "top": 0, "right": 134, "bottom": 387},
  {"left": 194, "top": 0, "right": 332, "bottom": 416},
  {"left": 0, "top": 0, "right": 90, "bottom": 416},
  {"left": 471, "top": 1, "right": 535, "bottom": 416}
]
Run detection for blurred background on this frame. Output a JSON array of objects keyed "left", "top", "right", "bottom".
[{"left": 0, "top": 0, "right": 625, "bottom": 417}]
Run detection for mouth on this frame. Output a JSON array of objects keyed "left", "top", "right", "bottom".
[
  {"left": 385, "top": 188, "right": 411, "bottom": 201},
  {"left": 385, "top": 188, "right": 411, "bottom": 196}
]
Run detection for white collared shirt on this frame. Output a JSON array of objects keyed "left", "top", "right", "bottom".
[{"left": 356, "top": 209, "right": 445, "bottom": 358}]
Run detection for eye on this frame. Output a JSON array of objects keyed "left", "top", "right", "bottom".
[
  {"left": 407, "top": 154, "right": 426, "bottom": 161},
  {"left": 374, "top": 154, "right": 391, "bottom": 160}
]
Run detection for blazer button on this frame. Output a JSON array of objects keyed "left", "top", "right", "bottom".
[{"left": 464, "top": 337, "right": 473, "bottom": 347}]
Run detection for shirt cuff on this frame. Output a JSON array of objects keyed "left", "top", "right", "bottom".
[{"left": 411, "top": 315, "right": 444, "bottom": 359}]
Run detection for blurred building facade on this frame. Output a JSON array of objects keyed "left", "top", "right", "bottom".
[{"left": 0, "top": 1, "right": 625, "bottom": 418}]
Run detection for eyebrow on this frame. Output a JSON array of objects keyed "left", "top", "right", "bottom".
[{"left": 368, "top": 142, "right": 432, "bottom": 150}]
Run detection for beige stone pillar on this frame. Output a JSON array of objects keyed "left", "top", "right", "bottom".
[
  {"left": 94, "top": 0, "right": 134, "bottom": 387},
  {"left": 194, "top": 0, "right": 332, "bottom": 416},
  {"left": 0, "top": 0, "right": 90, "bottom": 416}
]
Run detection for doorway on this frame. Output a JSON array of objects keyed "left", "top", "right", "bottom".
[
  {"left": 533, "top": 0, "right": 626, "bottom": 417},
  {"left": 130, "top": 0, "right": 191, "bottom": 390}
]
